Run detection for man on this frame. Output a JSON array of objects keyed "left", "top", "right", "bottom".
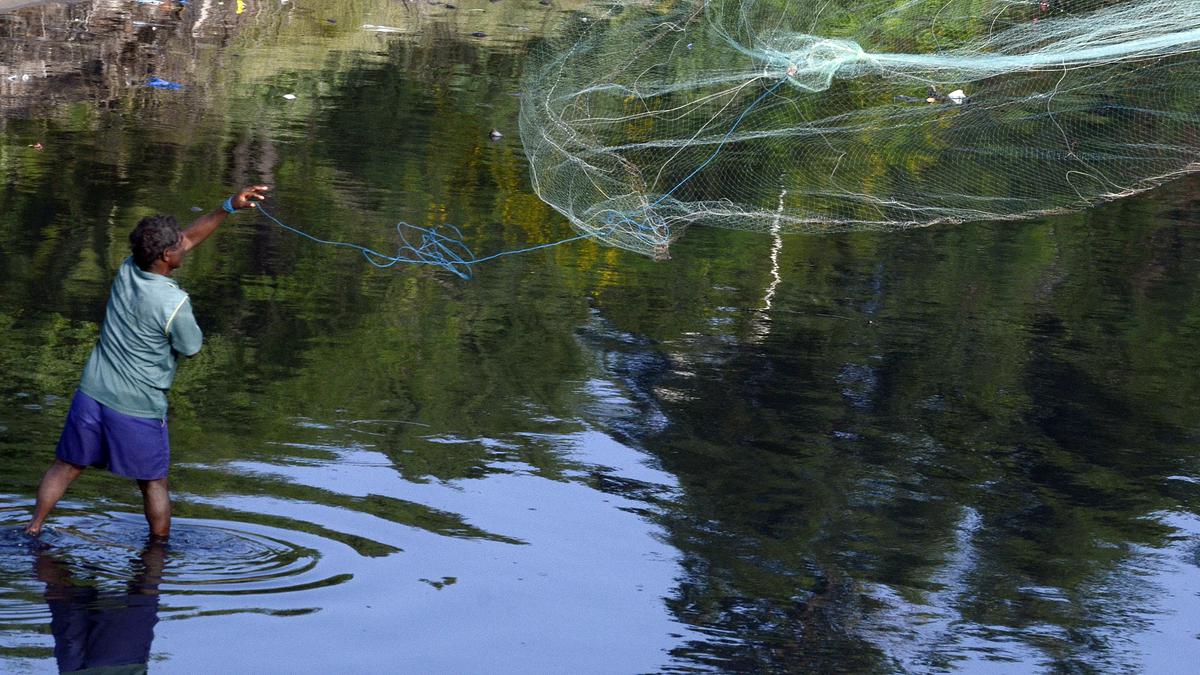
[{"left": 25, "top": 184, "right": 271, "bottom": 539}]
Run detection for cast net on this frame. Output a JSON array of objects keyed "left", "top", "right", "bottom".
[{"left": 519, "top": 0, "right": 1200, "bottom": 258}]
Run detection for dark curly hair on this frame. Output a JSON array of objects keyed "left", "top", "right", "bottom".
[{"left": 129, "top": 215, "right": 181, "bottom": 270}]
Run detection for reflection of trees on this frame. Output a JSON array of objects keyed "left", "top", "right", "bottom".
[
  {"left": 0, "top": 6, "right": 619, "bottom": 553},
  {"left": 0, "top": 0, "right": 586, "bottom": 121},
  {"left": 582, "top": 190, "right": 1200, "bottom": 670},
  {"left": 1, "top": 0, "right": 201, "bottom": 117}
]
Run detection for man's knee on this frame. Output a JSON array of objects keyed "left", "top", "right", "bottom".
[
  {"left": 137, "top": 477, "right": 169, "bottom": 493},
  {"left": 52, "top": 459, "right": 86, "bottom": 475}
]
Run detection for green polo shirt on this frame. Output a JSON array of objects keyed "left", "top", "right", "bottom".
[{"left": 78, "top": 256, "right": 203, "bottom": 419}]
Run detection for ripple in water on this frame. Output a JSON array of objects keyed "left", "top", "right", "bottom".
[
  {"left": 0, "top": 525, "right": 53, "bottom": 628},
  {"left": 0, "top": 500, "right": 352, "bottom": 628}
]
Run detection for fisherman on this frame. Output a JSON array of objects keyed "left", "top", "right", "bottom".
[{"left": 24, "top": 184, "right": 271, "bottom": 540}]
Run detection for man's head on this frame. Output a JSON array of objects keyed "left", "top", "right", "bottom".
[{"left": 129, "top": 215, "right": 183, "bottom": 272}]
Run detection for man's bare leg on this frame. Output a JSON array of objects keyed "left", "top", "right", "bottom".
[
  {"left": 25, "top": 460, "right": 85, "bottom": 535},
  {"left": 137, "top": 478, "right": 171, "bottom": 539}
]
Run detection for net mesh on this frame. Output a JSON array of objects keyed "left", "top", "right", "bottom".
[{"left": 519, "top": 0, "right": 1200, "bottom": 258}]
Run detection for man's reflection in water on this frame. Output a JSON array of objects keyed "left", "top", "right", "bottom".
[{"left": 34, "top": 537, "right": 165, "bottom": 674}]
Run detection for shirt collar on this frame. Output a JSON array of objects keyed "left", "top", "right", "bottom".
[{"left": 127, "top": 256, "right": 180, "bottom": 288}]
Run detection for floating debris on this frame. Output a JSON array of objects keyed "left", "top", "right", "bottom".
[{"left": 147, "top": 77, "right": 182, "bottom": 90}]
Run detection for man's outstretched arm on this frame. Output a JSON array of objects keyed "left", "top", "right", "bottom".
[{"left": 179, "top": 184, "right": 270, "bottom": 252}]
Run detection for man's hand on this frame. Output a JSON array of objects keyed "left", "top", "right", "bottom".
[
  {"left": 181, "top": 184, "right": 273, "bottom": 252},
  {"left": 231, "top": 184, "right": 270, "bottom": 210}
]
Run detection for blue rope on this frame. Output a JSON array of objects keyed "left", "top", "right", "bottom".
[
  {"left": 466, "top": 230, "right": 604, "bottom": 264},
  {"left": 652, "top": 76, "right": 788, "bottom": 208},
  {"left": 258, "top": 206, "right": 473, "bottom": 278},
  {"left": 257, "top": 206, "right": 609, "bottom": 280}
]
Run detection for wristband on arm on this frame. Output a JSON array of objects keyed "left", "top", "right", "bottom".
[{"left": 222, "top": 196, "right": 237, "bottom": 214}]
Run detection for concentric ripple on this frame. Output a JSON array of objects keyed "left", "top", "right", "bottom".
[
  {"left": 0, "top": 499, "right": 353, "bottom": 630},
  {"left": 43, "top": 518, "right": 348, "bottom": 595},
  {"left": 0, "top": 524, "right": 54, "bottom": 628}
]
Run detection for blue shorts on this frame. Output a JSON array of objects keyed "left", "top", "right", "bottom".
[{"left": 56, "top": 391, "right": 170, "bottom": 480}]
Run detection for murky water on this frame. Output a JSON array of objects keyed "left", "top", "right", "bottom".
[{"left": 1, "top": 1, "right": 1198, "bottom": 672}]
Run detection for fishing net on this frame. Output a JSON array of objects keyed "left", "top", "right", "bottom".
[{"left": 519, "top": 0, "right": 1200, "bottom": 258}]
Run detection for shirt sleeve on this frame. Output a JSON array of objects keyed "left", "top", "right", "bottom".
[{"left": 166, "top": 296, "right": 203, "bottom": 357}]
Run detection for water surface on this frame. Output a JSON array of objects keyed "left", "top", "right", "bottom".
[{"left": 1, "top": 1, "right": 1199, "bottom": 672}]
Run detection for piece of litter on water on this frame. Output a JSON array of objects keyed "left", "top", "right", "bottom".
[
  {"left": 948, "top": 89, "right": 967, "bottom": 104},
  {"left": 282, "top": 93, "right": 297, "bottom": 100},
  {"left": 147, "top": 77, "right": 183, "bottom": 90},
  {"left": 190, "top": 206, "right": 204, "bottom": 212},
  {"left": 489, "top": 129, "right": 503, "bottom": 140},
  {"left": 363, "top": 24, "right": 404, "bottom": 33}
]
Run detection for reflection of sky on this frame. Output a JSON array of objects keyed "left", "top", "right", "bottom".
[
  {"left": 861, "top": 507, "right": 1040, "bottom": 672},
  {"left": 169, "top": 429, "right": 692, "bottom": 673},
  {"left": 845, "top": 507, "right": 1200, "bottom": 672},
  {"left": 1131, "top": 512, "right": 1200, "bottom": 673}
]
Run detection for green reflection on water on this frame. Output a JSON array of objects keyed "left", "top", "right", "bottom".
[{"left": 1, "top": 1, "right": 1199, "bottom": 672}]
